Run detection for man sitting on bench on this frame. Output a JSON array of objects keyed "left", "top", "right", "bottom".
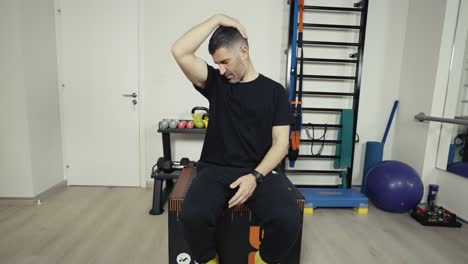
[{"left": 171, "top": 14, "right": 301, "bottom": 264}]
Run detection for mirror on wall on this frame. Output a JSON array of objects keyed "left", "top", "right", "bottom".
[
  {"left": 437, "top": 0, "right": 468, "bottom": 178},
  {"left": 445, "top": 38, "right": 468, "bottom": 176}
]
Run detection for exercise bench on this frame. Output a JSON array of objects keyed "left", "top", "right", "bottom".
[{"left": 168, "top": 167, "right": 305, "bottom": 264}]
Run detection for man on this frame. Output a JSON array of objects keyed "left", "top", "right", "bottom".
[{"left": 171, "top": 14, "right": 301, "bottom": 264}]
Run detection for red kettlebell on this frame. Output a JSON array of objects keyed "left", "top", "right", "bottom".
[
  {"left": 178, "top": 120, "right": 187, "bottom": 129},
  {"left": 186, "top": 120, "right": 194, "bottom": 129}
]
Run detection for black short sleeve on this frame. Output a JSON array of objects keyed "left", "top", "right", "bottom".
[
  {"left": 193, "top": 64, "right": 217, "bottom": 102},
  {"left": 273, "top": 86, "right": 293, "bottom": 126}
]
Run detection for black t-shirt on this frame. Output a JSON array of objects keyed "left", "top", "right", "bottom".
[{"left": 194, "top": 64, "right": 292, "bottom": 168}]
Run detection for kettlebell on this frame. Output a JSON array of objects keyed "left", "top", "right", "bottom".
[
  {"left": 191, "top": 106, "right": 209, "bottom": 128},
  {"left": 202, "top": 113, "right": 209, "bottom": 128}
]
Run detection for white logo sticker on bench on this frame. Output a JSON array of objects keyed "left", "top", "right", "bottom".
[{"left": 177, "top": 253, "right": 191, "bottom": 264}]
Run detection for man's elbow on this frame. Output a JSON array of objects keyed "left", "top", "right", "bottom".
[
  {"left": 171, "top": 39, "right": 187, "bottom": 60},
  {"left": 171, "top": 44, "right": 181, "bottom": 60}
]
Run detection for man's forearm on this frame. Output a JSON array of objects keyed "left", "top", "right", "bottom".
[
  {"left": 171, "top": 15, "right": 220, "bottom": 57},
  {"left": 254, "top": 142, "right": 289, "bottom": 176}
]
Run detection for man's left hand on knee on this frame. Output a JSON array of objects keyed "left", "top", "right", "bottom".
[{"left": 228, "top": 174, "right": 257, "bottom": 208}]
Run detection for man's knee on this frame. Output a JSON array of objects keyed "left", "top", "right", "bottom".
[
  {"left": 270, "top": 206, "right": 301, "bottom": 241},
  {"left": 180, "top": 203, "right": 217, "bottom": 229}
]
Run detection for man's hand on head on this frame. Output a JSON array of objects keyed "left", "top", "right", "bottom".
[{"left": 214, "top": 14, "right": 248, "bottom": 39}]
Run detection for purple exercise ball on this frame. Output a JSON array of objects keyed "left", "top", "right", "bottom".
[{"left": 366, "top": 160, "right": 423, "bottom": 213}]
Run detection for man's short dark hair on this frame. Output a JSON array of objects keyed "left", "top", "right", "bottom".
[{"left": 208, "top": 26, "right": 248, "bottom": 55}]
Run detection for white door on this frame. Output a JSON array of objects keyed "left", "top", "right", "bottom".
[{"left": 58, "top": 0, "right": 140, "bottom": 186}]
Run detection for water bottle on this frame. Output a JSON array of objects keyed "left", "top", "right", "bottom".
[{"left": 426, "top": 184, "right": 439, "bottom": 211}]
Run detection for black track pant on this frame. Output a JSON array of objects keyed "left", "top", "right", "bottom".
[{"left": 180, "top": 162, "right": 301, "bottom": 263}]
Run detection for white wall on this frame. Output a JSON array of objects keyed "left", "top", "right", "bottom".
[
  {"left": 392, "top": 0, "right": 447, "bottom": 175},
  {"left": 355, "top": 0, "right": 409, "bottom": 185},
  {"left": 0, "top": 0, "right": 63, "bottom": 198},
  {"left": 0, "top": 0, "right": 34, "bottom": 197},
  {"left": 436, "top": 169, "right": 468, "bottom": 219},
  {"left": 22, "top": 0, "right": 64, "bottom": 195}
]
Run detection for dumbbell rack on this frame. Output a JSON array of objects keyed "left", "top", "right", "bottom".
[{"left": 149, "top": 128, "right": 205, "bottom": 215}]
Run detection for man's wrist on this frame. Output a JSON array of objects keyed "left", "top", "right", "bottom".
[
  {"left": 250, "top": 170, "right": 265, "bottom": 183},
  {"left": 210, "top": 14, "right": 221, "bottom": 25}
]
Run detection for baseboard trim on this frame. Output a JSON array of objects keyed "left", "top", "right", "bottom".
[
  {"left": 35, "top": 180, "right": 68, "bottom": 203},
  {"left": 0, "top": 180, "right": 68, "bottom": 206},
  {"left": 0, "top": 198, "right": 35, "bottom": 206}
]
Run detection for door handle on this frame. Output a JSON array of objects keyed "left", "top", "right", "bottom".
[{"left": 122, "top": 92, "right": 137, "bottom": 98}]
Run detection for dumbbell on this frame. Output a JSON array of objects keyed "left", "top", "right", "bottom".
[
  {"left": 187, "top": 120, "right": 194, "bottom": 129},
  {"left": 156, "top": 157, "right": 195, "bottom": 173},
  {"left": 159, "top": 119, "right": 169, "bottom": 130},
  {"left": 177, "top": 120, "right": 194, "bottom": 129},
  {"left": 178, "top": 120, "right": 187, "bottom": 129},
  {"left": 177, "top": 158, "right": 196, "bottom": 168},
  {"left": 168, "top": 119, "right": 178, "bottom": 129}
]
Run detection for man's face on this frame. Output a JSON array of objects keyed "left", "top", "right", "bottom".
[{"left": 212, "top": 46, "right": 247, "bottom": 83}]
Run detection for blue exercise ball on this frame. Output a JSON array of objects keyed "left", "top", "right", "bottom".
[{"left": 366, "top": 160, "right": 423, "bottom": 213}]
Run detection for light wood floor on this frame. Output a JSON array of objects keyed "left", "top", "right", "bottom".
[{"left": 1, "top": 186, "right": 467, "bottom": 264}]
